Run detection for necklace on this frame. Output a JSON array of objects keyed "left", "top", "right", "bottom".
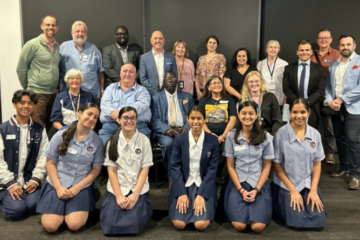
[{"left": 211, "top": 97, "right": 221, "bottom": 105}]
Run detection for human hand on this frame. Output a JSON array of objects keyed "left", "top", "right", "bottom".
[
  {"left": 110, "top": 110, "right": 120, "bottom": 120},
  {"left": 289, "top": 190, "right": 304, "bottom": 212},
  {"left": 327, "top": 100, "right": 341, "bottom": 111},
  {"left": 193, "top": 195, "right": 206, "bottom": 216},
  {"left": 55, "top": 186, "right": 72, "bottom": 200},
  {"left": 68, "top": 185, "right": 81, "bottom": 198},
  {"left": 165, "top": 128, "right": 178, "bottom": 137},
  {"left": 125, "top": 193, "right": 140, "bottom": 210},
  {"left": 116, "top": 195, "right": 128, "bottom": 209},
  {"left": 307, "top": 190, "right": 324, "bottom": 213},
  {"left": 24, "top": 181, "right": 38, "bottom": 193},
  {"left": 176, "top": 194, "right": 189, "bottom": 214},
  {"left": 8, "top": 184, "right": 24, "bottom": 201},
  {"left": 218, "top": 134, "right": 225, "bottom": 143}
]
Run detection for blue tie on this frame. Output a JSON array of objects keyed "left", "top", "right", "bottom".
[{"left": 298, "top": 63, "right": 307, "bottom": 98}]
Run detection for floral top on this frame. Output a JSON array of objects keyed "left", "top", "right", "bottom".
[
  {"left": 177, "top": 58, "right": 195, "bottom": 95},
  {"left": 195, "top": 54, "right": 226, "bottom": 89}
]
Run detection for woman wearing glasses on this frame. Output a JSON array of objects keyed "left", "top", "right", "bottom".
[{"left": 100, "top": 106, "right": 153, "bottom": 235}]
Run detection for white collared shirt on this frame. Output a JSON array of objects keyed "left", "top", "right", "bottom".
[
  {"left": 335, "top": 52, "right": 354, "bottom": 98},
  {"left": 165, "top": 90, "right": 184, "bottom": 127},
  {"left": 185, "top": 129, "right": 205, "bottom": 187},
  {"left": 104, "top": 129, "right": 153, "bottom": 195},
  {"left": 117, "top": 44, "right": 129, "bottom": 63},
  {"left": 152, "top": 49, "right": 164, "bottom": 88}
]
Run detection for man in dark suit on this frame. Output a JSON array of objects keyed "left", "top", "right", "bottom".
[
  {"left": 283, "top": 40, "right": 326, "bottom": 128},
  {"left": 151, "top": 71, "right": 195, "bottom": 176},
  {"left": 102, "top": 26, "right": 142, "bottom": 88},
  {"left": 140, "top": 30, "right": 178, "bottom": 96}
]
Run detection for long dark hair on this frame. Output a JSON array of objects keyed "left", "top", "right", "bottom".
[
  {"left": 234, "top": 101, "right": 266, "bottom": 145},
  {"left": 199, "top": 75, "right": 228, "bottom": 100},
  {"left": 229, "top": 47, "right": 251, "bottom": 69},
  {"left": 105, "top": 106, "right": 138, "bottom": 161},
  {"left": 289, "top": 97, "right": 310, "bottom": 112},
  {"left": 56, "top": 103, "right": 99, "bottom": 156}
]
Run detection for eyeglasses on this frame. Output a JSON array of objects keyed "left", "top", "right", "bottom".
[
  {"left": 317, "top": 37, "right": 331, "bottom": 40},
  {"left": 69, "top": 77, "right": 81, "bottom": 81},
  {"left": 44, "top": 24, "right": 57, "bottom": 28},
  {"left": 116, "top": 33, "right": 129, "bottom": 36},
  {"left": 164, "top": 77, "right": 177, "bottom": 81},
  {"left": 122, "top": 116, "right": 137, "bottom": 122},
  {"left": 209, "top": 81, "right": 222, "bottom": 86}
]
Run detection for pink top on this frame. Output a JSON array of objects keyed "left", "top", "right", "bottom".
[
  {"left": 195, "top": 53, "right": 226, "bottom": 89},
  {"left": 177, "top": 58, "right": 195, "bottom": 95}
]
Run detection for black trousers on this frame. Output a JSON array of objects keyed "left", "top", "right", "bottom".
[
  {"left": 321, "top": 114, "right": 337, "bottom": 154},
  {"left": 332, "top": 106, "right": 360, "bottom": 178}
]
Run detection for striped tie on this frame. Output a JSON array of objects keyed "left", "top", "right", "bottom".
[{"left": 169, "top": 95, "right": 176, "bottom": 127}]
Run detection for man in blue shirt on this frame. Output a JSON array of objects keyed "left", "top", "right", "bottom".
[
  {"left": 99, "top": 63, "right": 151, "bottom": 144},
  {"left": 59, "top": 21, "right": 105, "bottom": 101}
]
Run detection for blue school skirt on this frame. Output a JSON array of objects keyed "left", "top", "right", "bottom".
[
  {"left": 169, "top": 183, "right": 216, "bottom": 223},
  {"left": 271, "top": 182, "right": 326, "bottom": 228},
  {"left": 100, "top": 190, "right": 153, "bottom": 235},
  {"left": 221, "top": 179, "right": 272, "bottom": 224},
  {"left": 36, "top": 180, "right": 95, "bottom": 215}
]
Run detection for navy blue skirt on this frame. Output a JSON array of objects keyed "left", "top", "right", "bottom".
[
  {"left": 221, "top": 180, "right": 272, "bottom": 224},
  {"left": 271, "top": 182, "right": 326, "bottom": 228},
  {"left": 36, "top": 181, "right": 95, "bottom": 215},
  {"left": 100, "top": 191, "right": 153, "bottom": 235},
  {"left": 169, "top": 183, "right": 216, "bottom": 223}
]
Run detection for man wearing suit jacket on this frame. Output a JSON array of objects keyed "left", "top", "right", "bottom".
[
  {"left": 151, "top": 71, "right": 195, "bottom": 175},
  {"left": 324, "top": 34, "right": 360, "bottom": 189},
  {"left": 140, "top": 30, "right": 178, "bottom": 96},
  {"left": 283, "top": 40, "right": 326, "bottom": 128},
  {"left": 102, "top": 26, "right": 142, "bottom": 88}
]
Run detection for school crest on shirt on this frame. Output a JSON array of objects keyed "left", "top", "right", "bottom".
[
  {"left": 310, "top": 142, "right": 316, "bottom": 149},
  {"left": 207, "top": 151, "right": 211, "bottom": 157},
  {"left": 254, "top": 145, "right": 261, "bottom": 151},
  {"left": 135, "top": 148, "right": 141, "bottom": 155},
  {"left": 34, "top": 132, "right": 41, "bottom": 142},
  {"left": 87, "top": 146, "right": 93, "bottom": 152}
]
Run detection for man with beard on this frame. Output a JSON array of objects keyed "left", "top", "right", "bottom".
[
  {"left": 16, "top": 15, "right": 60, "bottom": 131},
  {"left": 283, "top": 40, "right": 326, "bottom": 128},
  {"left": 102, "top": 26, "right": 142, "bottom": 88},
  {"left": 59, "top": 21, "right": 105, "bottom": 101},
  {"left": 324, "top": 34, "right": 360, "bottom": 189}
]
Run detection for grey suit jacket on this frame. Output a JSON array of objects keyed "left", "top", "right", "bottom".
[{"left": 102, "top": 43, "right": 142, "bottom": 87}]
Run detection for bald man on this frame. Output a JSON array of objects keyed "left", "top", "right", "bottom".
[{"left": 139, "top": 30, "right": 178, "bottom": 96}]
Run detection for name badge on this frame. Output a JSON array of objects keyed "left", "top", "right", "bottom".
[
  {"left": 67, "top": 148, "right": 78, "bottom": 154},
  {"left": 234, "top": 145, "right": 247, "bottom": 151},
  {"left": 324, "top": 59, "right": 332, "bottom": 63},
  {"left": 6, "top": 134, "right": 16, "bottom": 140},
  {"left": 219, "top": 100, "right": 228, "bottom": 104},
  {"left": 81, "top": 54, "right": 89, "bottom": 61}
]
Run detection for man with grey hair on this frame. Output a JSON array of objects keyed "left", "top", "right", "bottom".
[{"left": 59, "top": 20, "right": 105, "bottom": 101}]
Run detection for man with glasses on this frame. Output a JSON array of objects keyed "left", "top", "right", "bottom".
[
  {"left": 16, "top": 15, "right": 60, "bottom": 132},
  {"left": 151, "top": 71, "right": 195, "bottom": 176},
  {"left": 59, "top": 21, "right": 105, "bottom": 102},
  {"left": 102, "top": 26, "right": 142, "bottom": 88},
  {"left": 310, "top": 29, "right": 341, "bottom": 165},
  {"left": 99, "top": 63, "right": 151, "bottom": 144}
]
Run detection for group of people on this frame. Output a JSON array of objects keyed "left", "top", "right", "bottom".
[{"left": 0, "top": 14, "right": 359, "bottom": 235}]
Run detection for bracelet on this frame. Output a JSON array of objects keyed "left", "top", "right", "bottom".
[
  {"left": 238, "top": 187, "right": 243, "bottom": 192},
  {"left": 240, "top": 188, "right": 245, "bottom": 194},
  {"left": 221, "top": 134, "right": 225, "bottom": 139},
  {"left": 254, "top": 187, "right": 261, "bottom": 193},
  {"left": 133, "top": 191, "right": 140, "bottom": 196}
]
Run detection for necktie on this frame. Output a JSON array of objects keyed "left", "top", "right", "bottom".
[
  {"left": 298, "top": 63, "right": 307, "bottom": 98},
  {"left": 169, "top": 95, "right": 176, "bottom": 127}
]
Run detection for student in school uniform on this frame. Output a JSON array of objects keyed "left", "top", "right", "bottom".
[
  {"left": 272, "top": 97, "right": 326, "bottom": 228},
  {"left": 168, "top": 105, "right": 219, "bottom": 231},
  {"left": 100, "top": 106, "right": 153, "bottom": 235},
  {"left": 221, "top": 101, "right": 274, "bottom": 233},
  {"left": 36, "top": 103, "right": 104, "bottom": 233}
]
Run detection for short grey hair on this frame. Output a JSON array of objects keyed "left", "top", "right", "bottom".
[
  {"left": 64, "top": 68, "right": 84, "bottom": 84},
  {"left": 265, "top": 40, "right": 281, "bottom": 51},
  {"left": 121, "top": 62, "right": 137, "bottom": 72},
  {"left": 71, "top": 21, "right": 87, "bottom": 31}
]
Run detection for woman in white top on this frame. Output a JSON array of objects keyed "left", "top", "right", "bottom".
[
  {"left": 100, "top": 106, "right": 153, "bottom": 235},
  {"left": 168, "top": 105, "right": 219, "bottom": 231},
  {"left": 257, "top": 40, "right": 288, "bottom": 105}
]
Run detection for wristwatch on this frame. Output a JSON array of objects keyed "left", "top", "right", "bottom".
[{"left": 254, "top": 187, "right": 261, "bottom": 193}]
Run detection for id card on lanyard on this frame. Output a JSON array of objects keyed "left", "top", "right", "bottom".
[{"left": 69, "top": 91, "right": 80, "bottom": 120}]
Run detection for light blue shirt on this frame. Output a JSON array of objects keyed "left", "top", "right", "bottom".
[
  {"left": 44, "top": 129, "right": 104, "bottom": 189},
  {"left": 272, "top": 122, "right": 324, "bottom": 192},
  {"left": 100, "top": 82, "right": 151, "bottom": 124},
  {"left": 59, "top": 40, "right": 104, "bottom": 98},
  {"left": 297, "top": 59, "right": 311, "bottom": 99},
  {"left": 223, "top": 130, "right": 274, "bottom": 188}
]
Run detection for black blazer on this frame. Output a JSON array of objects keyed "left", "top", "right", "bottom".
[
  {"left": 102, "top": 43, "right": 142, "bottom": 87},
  {"left": 283, "top": 61, "right": 326, "bottom": 119}
]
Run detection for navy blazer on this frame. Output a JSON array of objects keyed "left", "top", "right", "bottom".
[
  {"left": 168, "top": 131, "right": 219, "bottom": 206},
  {"left": 324, "top": 53, "right": 360, "bottom": 114},
  {"left": 139, "top": 50, "right": 178, "bottom": 96},
  {"left": 150, "top": 90, "right": 195, "bottom": 134},
  {"left": 102, "top": 43, "right": 142, "bottom": 87}
]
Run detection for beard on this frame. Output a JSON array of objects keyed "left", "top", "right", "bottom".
[
  {"left": 73, "top": 35, "right": 87, "bottom": 46},
  {"left": 341, "top": 49, "right": 353, "bottom": 58}
]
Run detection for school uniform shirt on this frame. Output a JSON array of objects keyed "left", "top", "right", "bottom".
[
  {"left": 104, "top": 129, "right": 153, "bottom": 196},
  {"left": 185, "top": 129, "right": 205, "bottom": 187},
  {"left": 44, "top": 129, "right": 104, "bottom": 189},
  {"left": 0, "top": 116, "right": 48, "bottom": 189},
  {"left": 223, "top": 130, "right": 274, "bottom": 188},
  {"left": 272, "top": 122, "right": 324, "bottom": 192}
]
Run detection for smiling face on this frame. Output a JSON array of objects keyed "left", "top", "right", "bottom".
[
  {"left": 187, "top": 110, "right": 205, "bottom": 133},
  {"left": 206, "top": 38, "right": 218, "bottom": 52},
  {"left": 150, "top": 31, "right": 165, "bottom": 52},
  {"left": 236, "top": 50, "right": 248, "bottom": 66},
  {"left": 266, "top": 42, "right": 280, "bottom": 58},
  {"left": 317, "top": 30, "right": 332, "bottom": 49},
  {"left": 13, "top": 95, "right": 35, "bottom": 119},
  {"left": 163, "top": 72, "right": 178, "bottom": 93},
  {"left": 78, "top": 107, "right": 99, "bottom": 129},
  {"left": 207, "top": 77, "right": 223, "bottom": 93},
  {"left": 115, "top": 26, "right": 129, "bottom": 46},
  {"left": 175, "top": 42, "right": 186, "bottom": 58},
  {"left": 339, "top": 37, "right": 356, "bottom": 58},
  {"left": 238, "top": 105, "right": 257, "bottom": 127},
  {"left": 290, "top": 102, "right": 309, "bottom": 127},
  {"left": 71, "top": 24, "right": 87, "bottom": 46},
  {"left": 67, "top": 74, "right": 82, "bottom": 91},
  {"left": 41, "top": 16, "right": 59, "bottom": 39},
  {"left": 119, "top": 110, "right": 137, "bottom": 132},
  {"left": 247, "top": 74, "right": 261, "bottom": 94},
  {"left": 297, "top": 43, "right": 313, "bottom": 62},
  {"left": 120, "top": 63, "right": 136, "bottom": 88}
]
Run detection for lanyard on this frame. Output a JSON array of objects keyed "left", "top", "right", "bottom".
[
  {"left": 177, "top": 57, "right": 185, "bottom": 79},
  {"left": 267, "top": 57, "right": 277, "bottom": 80},
  {"left": 252, "top": 92, "right": 262, "bottom": 116},
  {"left": 69, "top": 91, "right": 80, "bottom": 120}
]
